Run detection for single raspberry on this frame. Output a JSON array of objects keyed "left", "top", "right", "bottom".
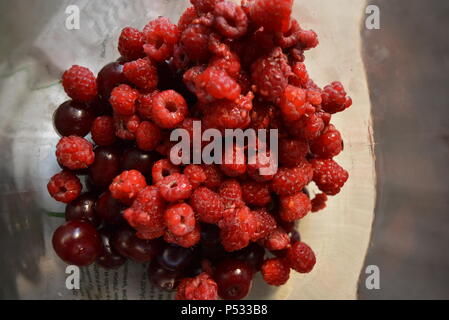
[
  {"left": 271, "top": 160, "right": 313, "bottom": 196},
  {"left": 279, "top": 85, "right": 307, "bottom": 121},
  {"left": 109, "top": 170, "right": 147, "bottom": 205},
  {"left": 180, "top": 24, "right": 212, "bottom": 63},
  {"left": 176, "top": 272, "right": 218, "bottom": 300},
  {"left": 190, "top": 0, "right": 222, "bottom": 14},
  {"left": 136, "top": 121, "right": 162, "bottom": 152},
  {"left": 275, "top": 19, "right": 301, "bottom": 48},
  {"left": 184, "top": 165, "right": 207, "bottom": 189},
  {"left": 113, "top": 114, "right": 141, "bottom": 140},
  {"left": 190, "top": 187, "right": 224, "bottom": 224},
  {"left": 123, "top": 58, "right": 158, "bottom": 91},
  {"left": 219, "top": 206, "right": 257, "bottom": 252},
  {"left": 178, "top": 7, "right": 198, "bottom": 33},
  {"left": 118, "top": 27, "right": 145, "bottom": 61},
  {"left": 164, "top": 203, "right": 196, "bottom": 236},
  {"left": 152, "top": 159, "right": 180, "bottom": 184},
  {"left": 310, "top": 124, "right": 343, "bottom": 159},
  {"left": 220, "top": 143, "right": 247, "bottom": 178},
  {"left": 286, "top": 112, "right": 325, "bottom": 141},
  {"left": 279, "top": 139, "right": 309, "bottom": 167},
  {"left": 209, "top": 45, "right": 241, "bottom": 78},
  {"left": 56, "top": 136, "right": 95, "bottom": 170},
  {"left": 157, "top": 173, "right": 193, "bottom": 202},
  {"left": 251, "top": 47, "right": 292, "bottom": 103},
  {"left": 201, "top": 164, "right": 224, "bottom": 190},
  {"left": 214, "top": 1, "right": 248, "bottom": 38},
  {"left": 289, "top": 62, "right": 309, "bottom": 87},
  {"left": 47, "top": 170, "right": 82, "bottom": 203},
  {"left": 241, "top": 181, "right": 271, "bottom": 207},
  {"left": 62, "top": 65, "right": 97, "bottom": 103},
  {"left": 136, "top": 90, "right": 159, "bottom": 120},
  {"left": 143, "top": 17, "right": 180, "bottom": 62},
  {"left": 164, "top": 223, "right": 201, "bottom": 248},
  {"left": 279, "top": 192, "right": 312, "bottom": 222},
  {"left": 298, "top": 29, "right": 319, "bottom": 50},
  {"left": 321, "top": 81, "right": 352, "bottom": 114},
  {"left": 151, "top": 90, "right": 188, "bottom": 129},
  {"left": 252, "top": 208, "right": 277, "bottom": 241},
  {"left": 263, "top": 228, "right": 290, "bottom": 251},
  {"left": 123, "top": 185, "right": 166, "bottom": 239},
  {"left": 250, "top": 0, "right": 293, "bottom": 33},
  {"left": 285, "top": 241, "right": 316, "bottom": 273},
  {"left": 110, "top": 84, "right": 139, "bottom": 116},
  {"left": 91, "top": 116, "right": 116, "bottom": 146},
  {"left": 183, "top": 65, "right": 206, "bottom": 95},
  {"left": 247, "top": 150, "right": 277, "bottom": 182},
  {"left": 194, "top": 66, "right": 241, "bottom": 103},
  {"left": 311, "top": 193, "right": 328, "bottom": 213},
  {"left": 261, "top": 258, "right": 290, "bottom": 286},
  {"left": 219, "top": 179, "right": 244, "bottom": 209},
  {"left": 311, "top": 159, "right": 349, "bottom": 196}
]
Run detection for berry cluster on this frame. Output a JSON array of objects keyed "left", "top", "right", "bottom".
[{"left": 48, "top": 0, "right": 352, "bottom": 300}]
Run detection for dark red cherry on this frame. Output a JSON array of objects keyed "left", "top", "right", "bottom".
[
  {"left": 121, "top": 148, "right": 154, "bottom": 177},
  {"left": 148, "top": 260, "right": 182, "bottom": 292},
  {"left": 214, "top": 259, "right": 253, "bottom": 300},
  {"left": 52, "top": 220, "right": 102, "bottom": 266},
  {"left": 65, "top": 193, "right": 99, "bottom": 226},
  {"left": 232, "top": 243, "right": 266, "bottom": 272},
  {"left": 97, "top": 62, "right": 127, "bottom": 102},
  {"left": 157, "top": 245, "right": 200, "bottom": 272},
  {"left": 96, "top": 227, "right": 127, "bottom": 269},
  {"left": 95, "top": 191, "right": 124, "bottom": 225},
  {"left": 88, "top": 97, "right": 113, "bottom": 116},
  {"left": 53, "top": 100, "right": 95, "bottom": 137},
  {"left": 112, "top": 227, "right": 162, "bottom": 263},
  {"left": 88, "top": 146, "right": 121, "bottom": 189}
]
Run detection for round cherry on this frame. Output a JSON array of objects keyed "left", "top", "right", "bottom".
[
  {"left": 157, "top": 244, "right": 199, "bottom": 272},
  {"left": 95, "top": 191, "right": 124, "bottom": 225},
  {"left": 88, "top": 146, "right": 121, "bottom": 189},
  {"left": 112, "top": 227, "right": 162, "bottom": 263},
  {"left": 97, "top": 61, "right": 127, "bottom": 101},
  {"left": 53, "top": 100, "right": 95, "bottom": 137},
  {"left": 65, "top": 193, "right": 100, "bottom": 226},
  {"left": 148, "top": 260, "right": 182, "bottom": 292},
  {"left": 96, "top": 227, "right": 127, "bottom": 269},
  {"left": 121, "top": 148, "right": 154, "bottom": 177},
  {"left": 232, "top": 243, "right": 266, "bottom": 272},
  {"left": 214, "top": 259, "right": 253, "bottom": 300}
]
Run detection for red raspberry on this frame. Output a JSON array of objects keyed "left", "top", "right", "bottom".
[
  {"left": 194, "top": 67, "right": 241, "bottom": 103},
  {"left": 220, "top": 143, "right": 247, "bottom": 178},
  {"left": 311, "top": 193, "right": 328, "bottom": 213},
  {"left": 201, "top": 164, "right": 224, "bottom": 190},
  {"left": 171, "top": 44, "right": 191, "bottom": 71},
  {"left": 209, "top": 46, "right": 241, "bottom": 78},
  {"left": 190, "top": 0, "right": 222, "bottom": 13},
  {"left": 183, "top": 65, "right": 206, "bottom": 95},
  {"left": 109, "top": 170, "right": 147, "bottom": 205},
  {"left": 136, "top": 121, "right": 162, "bottom": 152},
  {"left": 190, "top": 187, "right": 225, "bottom": 224},
  {"left": 298, "top": 29, "right": 319, "bottom": 50},
  {"left": 178, "top": 7, "right": 198, "bottom": 33},
  {"left": 110, "top": 84, "right": 139, "bottom": 116},
  {"left": 252, "top": 208, "right": 277, "bottom": 241},
  {"left": 91, "top": 116, "right": 116, "bottom": 146},
  {"left": 263, "top": 228, "right": 290, "bottom": 251},
  {"left": 279, "top": 192, "right": 312, "bottom": 222},
  {"left": 311, "top": 159, "right": 349, "bottom": 196},
  {"left": 123, "top": 58, "right": 158, "bottom": 91},
  {"left": 249, "top": 101, "right": 273, "bottom": 130},
  {"left": 275, "top": 19, "right": 301, "bottom": 48},
  {"left": 164, "top": 223, "right": 201, "bottom": 248},
  {"left": 152, "top": 159, "right": 180, "bottom": 184},
  {"left": 214, "top": 1, "right": 248, "bottom": 38},
  {"left": 47, "top": 170, "right": 82, "bottom": 203},
  {"left": 113, "top": 114, "right": 141, "bottom": 140},
  {"left": 219, "top": 206, "right": 257, "bottom": 252},
  {"left": 241, "top": 181, "right": 271, "bottom": 207},
  {"left": 279, "top": 139, "right": 309, "bottom": 167},
  {"left": 251, "top": 47, "right": 292, "bottom": 103},
  {"left": 289, "top": 62, "right": 309, "bottom": 87},
  {"left": 271, "top": 160, "right": 313, "bottom": 196},
  {"left": 286, "top": 241, "right": 316, "bottom": 273},
  {"left": 62, "top": 65, "right": 98, "bottom": 103},
  {"left": 136, "top": 90, "right": 159, "bottom": 120},
  {"left": 219, "top": 179, "right": 244, "bottom": 209},
  {"left": 56, "top": 136, "right": 95, "bottom": 170},
  {"left": 307, "top": 89, "right": 323, "bottom": 106},
  {"left": 310, "top": 124, "right": 343, "bottom": 159},
  {"left": 247, "top": 150, "right": 277, "bottom": 182},
  {"left": 261, "top": 258, "right": 290, "bottom": 286},
  {"left": 157, "top": 173, "right": 193, "bottom": 202},
  {"left": 180, "top": 24, "right": 212, "bottom": 63},
  {"left": 143, "top": 17, "right": 180, "bottom": 62},
  {"left": 164, "top": 203, "right": 196, "bottom": 236},
  {"left": 279, "top": 85, "right": 307, "bottom": 121},
  {"left": 151, "top": 90, "right": 188, "bottom": 129},
  {"left": 250, "top": 0, "right": 292, "bottom": 33},
  {"left": 184, "top": 165, "right": 207, "bottom": 189},
  {"left": 321, "top": 81, "right": 352, "bottom": 114},
  {"left": 176, "top": 272, "right": 218, "bottom": 300},
  {"left": 123, "top": 185, "right": 166, "bottom": 240},
  {"left": 286, "top": 112, "right": 325, "bottom": 141},
  {"left": 118, "top": 27, "right": 145, "bottom": 61}
]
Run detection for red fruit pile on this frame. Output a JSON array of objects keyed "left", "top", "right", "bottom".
[{"left": 48, "top": 0, "right": 351, "bottom": 300}]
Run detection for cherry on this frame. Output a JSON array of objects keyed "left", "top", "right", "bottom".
[
  {"left": 95, "top": 191, "right": 125, "bottom": 225},
  {"left": 112, "top": 227, "right": 162, "bottom": 263},
  {"left": 121, "top": 148, "right": 154, "bottom": 178},
  {"left": 53, "top": 100, "right": 95, "bottom": 137},
  {"left": 88, "top": 146, "right": 122, "bottom": 189},
  {"left": 89, "top": 97, "right": 113, "bottom": 116},
  {"left": 97, "top": 61, "right": 127, "bottom": 102},
  {"left": 65, "top": 193, "right": 100, "bottom": 227},
  {"left": 232, "top": 243, "right": 266, "bottom": 272},
  {"left": 148, "top": 260, "right": 182, "bottom": 292},
  {"left": 200, "top": 223, "right": 227, "bottom": 261},
  {"left": 157, "top": 244, "right": 200, "bottom": 272},
  {"left": 52, "top": 220, "right": 102, "bottom": 266},
  {"left": 214, "top": 259, "right": 253, "bottom": 300},
  {"left": 96, "top": 227, "right": 127, "bottom": 269}
]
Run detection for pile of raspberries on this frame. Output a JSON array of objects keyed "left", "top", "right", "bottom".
[{"left": 48, "top": 0, "right": 351, "bottom": 300}]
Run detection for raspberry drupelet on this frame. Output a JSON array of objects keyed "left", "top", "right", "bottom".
[
  {"left": 110, "top": 84, "right": 139, "bottom": 116},
  {"left": 176, "top": 272, "right": 218, "bottom": 300},
  {"left": 151, "top": 90, "right": 188, "bottom": 129},
  {"left": 91, "top": 116, "right": 116, "bottom": 146},
  {"left": 279, "top": 192, "right": 312, "bottom": 222},
  {"left": 157, "top": 173, "right": 193, "bottom": 202},
  {"left": 286, "top": 241, "right": 316, "bottom": 273},
  {"left": 321, "top": 81, "right": 353, "bottom": 114},
  {"left": 109, "top": 170, "right": 147, "bottom": 205},
  {"left": 164, "top": 203, "right": 196, "bottom": 237},
  {"left": 143, "top": 17, "right": 180, "bottom": 62},
  {"left": 56, "top": 136, "right": 95, "bottom": 170},
  {"left": 310, "top": 124, "right": 344, "bottom": 159},
  {"left": 261, "top": 258, "right": 291, "bottom": 286},
  {"left": 136, "top": 121, "right": 162, "bottom": 152},
  {"left": 250, "top": 0, "right": 293, "bottom": 33},
  {"left": 123, "top": 58, "right": 158, "bottom": 91},
  {"left": 118, "top": 27, "right": 145, "bottom": 61},
  {"left": 311, "top": 158, "right": 349, "bottom": 196},
  {"left": 190, "top": 187, "right": 225, "bottom": 224},
  {"left": 62, "top": 65, "right": 98, "bottom": 103},
  {"left": 47, "top": 170, "right": 82, "bottom": 204}
]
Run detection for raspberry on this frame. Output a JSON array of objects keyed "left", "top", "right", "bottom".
[
  {"left": 249, "top": 101, "right": 273, "bottom": 130},
  {"left": 143, "top": 17, "right": 180, "bottom": 62},
  {"left": 311, "top": 193, "right": 328, "bottom": 213},
  {"left": 123, "top": 58, "right": 158, "bottom": 91},
  {"left": 219, "top": 179, "right": 244, "bottom": 209},
  {"left": 123, "top": 185, "right": 166, "bottom": 240},
  {"left": 136, "top": 121, "right": 162, "bottom": 152},
  {"left": 136, "top": 90, "right": 159, "bottom": 120},
  {"left": 176, "top": 272, "right": 218, "bottom": 300},
  {"left": 151, "top": 90, "right": 188, "bottom": 129},
  {"left": 286, "top": 112, "right": 325, "bottom": 141},
  {"left": 219, "top": 206, "right": 256, "bottom": 252},
  {"left": 307, "top": 89, "right": 323, "bottom": 106},
  {"left": 251, "top": 47, "right": 292, "bottom": 103},
  {"left": 183, "top": 65, "right": 206, "bottom": 95},
  {"left": 184, "top": 164, "right": 207, "bottom": 189},
  {"left": 47, "top": 170, "right": 82, "bottom": 204},
  {"left": 321, "top": 81, "right": 352, "bottom": 114},
  {"left": 220, "top": 143, "right": 247, "bottom": 177},
  {"left": 209, "top": 44, "right": 241, "bottom": 78},
  {"left": 311, "top": 159, "right": 349, "bottom": 196},
  {"left": 110, "top": 84, "right": 139, "bottom": 116},
  {"left": 310, "top": 124, "right": 343, "bottom": 159},
  {"left": 194, "top": 67, "right": 241, "bottom": 103},
  {"left": 214, "top": 1, "right": 248, "bottom": 39},
  {"left": 279, "top": 192, "right": 312, "bottom": 222},
  {"left": 250, "top": 0, "right": 293, "bottom": 33},
  {"left": 271, "top": 160, "right": 313, "bottom": 196},
  {"left": 289, "top": 62, "right": 309, "bottom": 87},
  {"left": 109, "top": 170, "right": 147, "bottom": 205},
  {"left": 201, "top": 164, "right": 224, "bottom": 190},
  {"left": 279, "top": 85, "right": 307, "bottom": 121},
  {"left": 164, "top": 223, "right": 201, "bottom": 248},
  {"left": 275, "top": 19, "right": 301, "bottom": 48},
  {"left": 190, "top": 187, "right": 225, "bottom": 224},
  {"left": 263, "top": 228, "right": 290, "bottom": 251},
  {"left": 56, "top": 136, "right": 95, "bottom": 170},
  {"left": 157, "top": 173, "right": 193, "bottom": 202},
  {"left": 118, "top": 27, "right": 145, "bottom": 61},
  {"left": 178, "top": 7, "right": 198, "bottom": 33},
  {"left": 164, "top": 203, "right": 196, "bottom": 236},
  {"left": 285, "top": 241, "right": 316, "bottom": 273},
  {"left": 180, "top": 24, "right": 212, "bottom": 63},
  {"left": 91, "top": 116, "right": 116, "bottom": 146},
  {"left": 113, "top": 114, "right": 141, "bottom": 140},
  {"left": 261, "top": 258, "right": 290, "bottom": 286},
  {"left": 190, "top": 0, "right": 222, "bottom": 14},
  {"left": 241, "top": 181, "right": 271, "bottom": 207},
  {"left": 298, "top": 29, "right": 319, "bottom": 50},
  {"left": 171, "top": 44, "right": 191, "bottom": 71},
  {"left": 252, "top": 208, "right": 277, "bottom": 241},
  {"left": 279, "top": 139, "right": 309, "bottom": 167},
  {"left": 247, "top": 150, "right": 277, "bottom": 182},
  {"left": 152, "top": 159, "right": 180, "bottom": 184},
  {"left": 62, "top": 65, "right": 97, "bottom": 103}
]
